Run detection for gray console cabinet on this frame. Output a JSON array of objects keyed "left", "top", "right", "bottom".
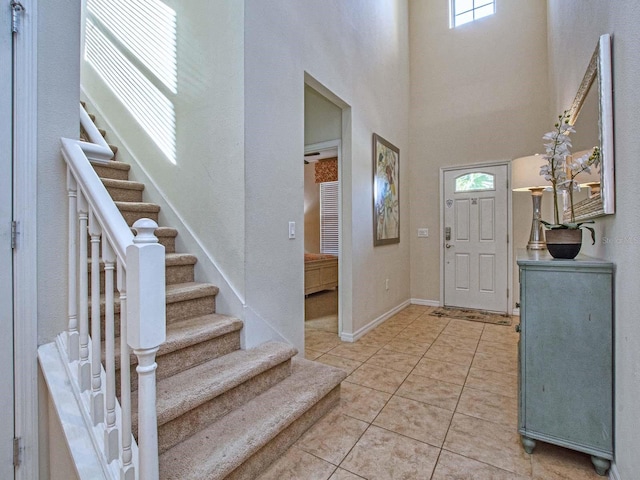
[{"left": 517, "top": 252, "right": 613, "bottom": 476}]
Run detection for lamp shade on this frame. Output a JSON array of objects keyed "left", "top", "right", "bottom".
[{"left": 512, "top": 154, "right": 549, "bottom": 191}]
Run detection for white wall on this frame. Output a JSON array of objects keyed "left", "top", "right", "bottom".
[
  {"left": 81, "top": 0, "right": 246, "bottom": 306},
  {"left": 245, "top": 0, "right": 411, "bottom": 349},
  {"left": 409, "top": 0, "right": 549, "bottom": 306},
  {"left": 547, "top": 2, "right": 640, "bottom": 477}
]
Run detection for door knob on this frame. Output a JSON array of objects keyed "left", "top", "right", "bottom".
[{"left": 445, "top": 243, "right": 453, "bottom": 248}]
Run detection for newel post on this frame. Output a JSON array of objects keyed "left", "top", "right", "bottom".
[{"left": 126, "top": 219, "right": 165, "bottom": 480}]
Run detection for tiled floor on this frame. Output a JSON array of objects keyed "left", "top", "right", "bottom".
[{"left": 257, "top": 305, "right": 605, "bottom": 479}]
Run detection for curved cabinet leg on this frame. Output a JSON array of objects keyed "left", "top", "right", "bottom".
[
  {"left": 590, "top": 456, "right": 610, "bottom": 476},
  {"left": 521, "top": 436, "right": 536, "bottom": 454}
]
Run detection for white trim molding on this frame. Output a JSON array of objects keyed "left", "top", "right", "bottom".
[
  {"left": 410, "top": 298, "right": 440, "bottom": 307},
  {"left": 340, "top": 300, "right": 411, "bottom": 343},
  {"left": 608, "top": 462, "right": 621, "bottom": 480},
  {"left": 13, "top": 1, "right": 39, "bottom": 478}
]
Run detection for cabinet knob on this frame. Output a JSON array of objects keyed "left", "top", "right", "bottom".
[{"left": 515, "top": 324, "right": 521, "bottom": 333}]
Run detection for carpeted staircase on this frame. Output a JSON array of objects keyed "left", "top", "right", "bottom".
[{"left": 83, "top": 108, "right": 346, "bottom": 479}]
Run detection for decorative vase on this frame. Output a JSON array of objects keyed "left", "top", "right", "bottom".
[{"left": 545, "top": 228, "right": 582, "bottom": 259}]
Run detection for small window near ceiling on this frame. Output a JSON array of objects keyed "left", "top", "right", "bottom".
[
  {"left": 450, "top": 0, "right": 495, "bottom": 28},
  {"left": 455, "top": 172, "right": 495, "bottom": 192}
]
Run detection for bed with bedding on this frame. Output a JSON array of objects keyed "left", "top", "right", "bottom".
[{"left": 304, "top": 253, "right": 338, "bottom": 295}]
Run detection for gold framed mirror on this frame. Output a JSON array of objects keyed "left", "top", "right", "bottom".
[{"left": 564, "top": 33, "right": 615, "bottom": 221}]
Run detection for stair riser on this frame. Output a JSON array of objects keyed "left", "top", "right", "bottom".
[
  {"left": 118, "top": 331, "right": 241, "bottom": 395},
  {"left": 92, "top": 163, "right": 129, "bottom": 181},
  {"left": 95, "top": 294, "right": 216, "bottom": 337},
  {"left": 105, "top": 185, "right": 143, "bottom": 203},
  {"left": 157, "top": 361, "right": 293, "bottom": 454},
  {"left": 88, "top": 261, "right": 195, "bottom": 294},
  {"left": 225, "top": 385, "right": 341, "bottom": 480},
  {"left": 156, "top": 233, "right": 176, "bottom": 253},
  {"left": 119, "top": 209, "right": 159, "bottom": 227}
]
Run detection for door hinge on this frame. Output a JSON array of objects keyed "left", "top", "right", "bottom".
[
  {"left": 11, "top": 1, "right": 25, "bottom": 34},
  {"left": 11, "top": 221, "right": 18, "bottom": 249},
  {"left": 507, "top": 288, "right": 510, "bottom": 298},
  {"left": 13, "top": 437, "right": 21, "bottom": 467}
]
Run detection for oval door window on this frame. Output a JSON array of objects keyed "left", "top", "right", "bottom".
[{"left": 454, "top": 172, "right": 495, "bottom": 192}]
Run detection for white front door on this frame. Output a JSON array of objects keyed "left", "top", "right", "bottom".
[
  {"left": 443, "top": 165, "right": 509, "bottom": 313},
  {"left": 0, "top": 3, "right": 15, "bottom": 478}
]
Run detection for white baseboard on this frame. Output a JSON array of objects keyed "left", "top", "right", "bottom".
[
  {"left": 609, "top": 462, "right": 621, "bottom": 480},
  {"left": 340, "top": 299, "right": 412, "bottom": 343},
  {"left": 410, "top": 298, "right": 440, "bottom": 307}
]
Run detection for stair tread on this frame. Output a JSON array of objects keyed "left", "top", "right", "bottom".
[
  {"left": 114, "top": 201, "right": 161, "bottom": 212},
  {"left": 113, "top": 313, "right": 242, "bottom": 368},
  {"left": 159, "top": 358, "right": 346, "bottom": 480},
  {"left": 165, "top": 252, "right": 198, "bottom": 266},
  {"left": 99, "top": 282, "right": 219, "bottom": 314},
  {"left": 145, "top": 341, "right": 298, "bottom": 426},
  {"left": 101, "top": 178, "right": 145, "bottom": 190},
  {"left": 90, "top": 159, "right": 130, "bottom": 171}
]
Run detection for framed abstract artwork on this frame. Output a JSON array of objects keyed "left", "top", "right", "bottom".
[{"left": 372, "top": 133, "right": 400, "bottom": 246}]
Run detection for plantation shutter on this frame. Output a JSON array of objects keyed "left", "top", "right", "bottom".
[{"left": 320, "top": 181, "right": 339, "bottom": 255}]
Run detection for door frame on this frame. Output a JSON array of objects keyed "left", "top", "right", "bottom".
[
  {"left": 304, "top": 139, "right": 343, "bottom": 337},
  {"left": 12, "top": 1, "right": 40, "bottom": 478},
  {"left": 439, "top": 160, "right": 513, "bottom": 315}
]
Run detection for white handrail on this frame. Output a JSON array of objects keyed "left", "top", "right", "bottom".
[{"left": 59, "top": 103, "right": 166, "bottom": 479}]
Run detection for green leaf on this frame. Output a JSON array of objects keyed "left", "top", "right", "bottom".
[{"left": 583, "top": 226, "right": 596, "bottom": 245}]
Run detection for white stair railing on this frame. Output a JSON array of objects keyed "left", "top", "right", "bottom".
[{"left": 58, "top": 104, "right": 166, "bottom": 479}]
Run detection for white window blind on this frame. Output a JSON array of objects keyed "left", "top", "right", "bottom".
[{"left": 320, "top": 181, "right": 339, "bottom": 255}]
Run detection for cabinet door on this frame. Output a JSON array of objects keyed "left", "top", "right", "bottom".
[{"left": 521, "top": 267, "right": 612, "bottom": 453}]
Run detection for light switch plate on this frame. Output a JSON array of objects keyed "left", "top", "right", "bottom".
[{"left": 289, "top": 221, "right": 296, "bottom": 239}]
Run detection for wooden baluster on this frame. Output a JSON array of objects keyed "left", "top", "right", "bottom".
[
  {"left": 127, "top": 219, "right": 165, "bottom": 480},
  {"left": 77, "top": 192, "right": 91, "bottom": 391},
  {"left": 67, "top": 169, "right": 79, "bottom": 361},
  {"left": 118, "top": 265, "right": 135, "bottom": 480},
  {"left": 89, "top": 210, "right": 104, "bottom": 425},
  {"left": 103, "top": 240, "right": 119, "bottom": 461}
]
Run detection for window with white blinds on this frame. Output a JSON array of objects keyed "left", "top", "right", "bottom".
[{"left": 320, "top": 181, "right": 339, "bottom": 255}]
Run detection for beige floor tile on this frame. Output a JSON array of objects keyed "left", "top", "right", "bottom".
[
  {"left": 412, "top": 357, "right": 470, "bottom": 386},
  {"left": 296, "top": 409, "right": 369, "bottom": 465},
  {"left": 305, "top": 348, "right": 324, "bottom": 360},
  {"left": 424, "top": 344, "right": 475, "bottom": 367},
  {"left": 476, "top": 338, "right": 518, "bottom": 356},
  {"left": 365, "top": 349, "right": 422, "bottom": 373},
  {"left": 306, "top": 330, "right": 343, "bottom": 353},
  {"left": 356, "top": 332, "right": 395, "bottom": 348},
  {"left": 471, "top": 351, "right": 518, "bottom": 375},
  {"left": 414, "top": 315, "right": 450, "bottom": 329},
  {"left": 465, "top": 367, "right": 517, "bottom": 398},
  {"left": 345, "top": 363, "right": 408, "bottom": 394},
  {"left": 328, "top": 468, "right": 365, "bottom": 480},
  {"left": 256, "top": 446, "right": 336, "bottom": 480},
  {"left": 383, "top": 338, "right": 431, "bottom": 356},
  {"left": 431, "top": 333, "right": 480, "bottom": 352},
  {"left": 373, "top": 395, "right": 453, "bottom": 447},
  {"left": 443, "top": 413, "right": 532, "bottom": 477},
  {"left": 395, "top": 329, "right": 441, "bottom": 344},
  {"left": 481, "top": 323, "right": 520, "bottom": 344},
  {"left": 396, "top": 372, "right": 463, "bottom": 411},
  {"left": 432, "top": 450, "right": 529, "bottom": 480},
  {"left": 441, "top": 319, "right": 485, "bottom": 339},
  {"left": 456, "top": 386, "right": 518, "bottom": 427},
  {"left": 316, "top": 354, "right": 362, "bottom": 376},
  {"left": 336, "top": 382, "right": 392, "bottom": 423},
  {"left": 328, "top": 342, "right": 381, "bottom": 362},
  {"left": 530, "top": 442, "right": 605, "bottom": 479},
  {"left": 340, "top": 425, "right": 439, "bottom": 480}
]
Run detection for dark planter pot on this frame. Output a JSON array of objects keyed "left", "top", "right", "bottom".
[{"left": 545, "top": 228, "right": 582, "bottom": 259}]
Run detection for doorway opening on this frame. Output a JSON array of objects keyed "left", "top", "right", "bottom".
[{"left": 303, "top": 83, "right": 343, "bottom": 343}]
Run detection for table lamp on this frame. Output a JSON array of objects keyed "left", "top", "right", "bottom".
[{"left": 512, "top": 155, "right": 548, "bottom": 250}]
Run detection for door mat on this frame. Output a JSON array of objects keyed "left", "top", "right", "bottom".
[{"left": 429, "top": 307, "right": 512, "bottom": 326}]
